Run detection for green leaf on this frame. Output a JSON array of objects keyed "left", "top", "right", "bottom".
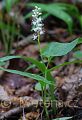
[
  {"left": 46, "top": 4, "right": 73, "bottom": 33},
  {"left": 4, "top": 0, "right": 19, "bottom": 13},
  {"left": 49, "top": 59, "right": 82, "bottom": 72},
  {"left": 0, "top": 56, "right": 21, "bottom": 62},
  {"left": 23, "top": 57, "right": 46, "bottom": 73},
  {"left": 79, "top": 15, "right": 82, "bottom": 29},
  {"left": 0, "top": 21, "right": 19, "bottom": 35},
  {"left": 74, "top": 51, "right": 82, "bottom": 59},
  {"left": 35, "top": 82, "right": 42, "bottom": 91},
  {"left": 0, "top": 56, "right": 46, "bottom": 73},
  {"left": 0, "top": 62, "right": 6, "bottom": 66},
  {"left": 53, "top": 117, "right": 72, "bottom": 120},
  {"left": 24, "top": 12, "right": 32, "bottom": 19},
  {"left": 22, "top": 57, "right": 55, "bottom": 90},
  {"left": 46, "top": 71, "right": 55, "bottom": 101},
  {"left": 0, "top": 67, "right": 53, "bottom": 85},
  {"left": 28, "top": 3, "right": 46, "bottom": 10},
  {"left": 42, "top": 39, "right": 78, "bottom": 58},
  {"left": 5, "top": 0, "right": 12, "bottom": 12},
  {"left": 52, "top": 3, "right": 79, "bottom": 14},
  {"left": 42, "top": 13, "right": 50, "bottom": 19},
  {"left": 25, "top": 64, "right": 36, "bottom": 71},
  {"left": 35, "top": 82, "right": 49, "bottom": 91},
  {"left": 77, "top": 38, "right": 82, "bottom": 44},
  {"left": 0, "top": 55, "right": 55, "bottom": 98}
]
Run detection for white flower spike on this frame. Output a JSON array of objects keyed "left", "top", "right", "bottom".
[{"left": 32, "top": 6, "right": 44, "bottom": 40}]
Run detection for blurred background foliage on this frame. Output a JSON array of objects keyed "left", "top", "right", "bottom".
[{"left": 0, "top": 0, "right": 82, "bottom": 55}]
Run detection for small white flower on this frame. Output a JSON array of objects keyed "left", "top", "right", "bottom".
[
  {"left": 33, "top": 34, "right": 37, "bottom": 40},
  {"left": 40, "top": 30, "right": 44, "bottom": 35},
  {"left": 9, "top": 11, "right": 15, "bottom": 17},
  {"left": 32, "top": 6, "right": 44, "bottom": 40}
]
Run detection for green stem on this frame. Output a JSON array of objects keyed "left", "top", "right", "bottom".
[
  {"left": 46, "top": 58, "right": 56, "bottom": 114},
  {"left": 6, "top": 19, "right": 10, "bottom": 55},
  {"left": 37, "top": 33, "right": 43, "bottom": 62},
  {"left": 9, "top": 19, "right": 16, "bottom": 54},
  {"left": 1, "top": 14, "right": 8, "bottom": 55},
  {"left": 43, "top": 58, "right": 52, "bottom": 119},
  {"left": 37, "top": 33, "right": 49, "bottom": 119},
  {"left": 1, "top": 29, "right": 7, "bottom": 54}
]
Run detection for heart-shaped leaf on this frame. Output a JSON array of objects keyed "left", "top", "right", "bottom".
[{"left": 42, "top": 39, "right": 78, "bottom": 58}]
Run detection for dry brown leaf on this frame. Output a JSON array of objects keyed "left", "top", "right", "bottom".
[
  {"left": 0, "top": 85, "right": 9, "bottom": 100},
  {"left": 26, "top": 111, "right": 39, "bottom": 120},
  {"left": 15, "top": 85, "right": 33, "bottom": 97}
]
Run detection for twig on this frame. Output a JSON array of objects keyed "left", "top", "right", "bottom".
[
  {"left": 0, "top": 105, "right": 37, "bottom": 120},
  {"left": 13, "top": 34, "right": 33, "bottom": 48},
  {"left": 13, "top": 34, "right": 43, "bottom": 48}
]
